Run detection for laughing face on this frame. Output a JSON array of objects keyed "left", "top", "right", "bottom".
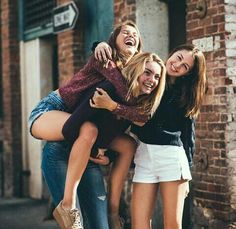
[
  {"left": 165, "top": 50, "right": 194, "bottom": 77},
  {"left": 138, "top": 61, "right": 162, "bottom": 95},
  {"left": 115, "top": 25, "right": 139, "bottom": 57}
]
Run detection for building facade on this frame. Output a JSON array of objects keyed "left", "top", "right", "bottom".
[{"left": 0, "top": 0, "right": 236, "bottom": 228}]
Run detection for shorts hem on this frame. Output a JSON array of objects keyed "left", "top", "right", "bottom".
[
  {"left": 29, "top": 112, "right": 45, "bottom": 138},
  {"left": 133, "top": 174, "right": 192, "bottom": 183}
]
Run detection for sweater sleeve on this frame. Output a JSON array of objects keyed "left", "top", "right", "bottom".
[
  {"left": 180, "top": 117, "right": 196, "bottom": 167},
  {"left": 91, "top": 56, "right": 128, "bottom": 98},
  {"left": 112, "top": 103, "right": 150, "bottom": 123}
]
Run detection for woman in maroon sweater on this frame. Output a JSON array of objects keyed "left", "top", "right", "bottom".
[{"left": 29, "top": 22, "right": 166, "bottom": 229}]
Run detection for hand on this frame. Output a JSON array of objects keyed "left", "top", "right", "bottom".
[
  {"left": 89, "top": 155, "right": 110, "bottom": 166},
  {"left": 90, "top": 88, "right": 117, "bottom": 111},
  {"left": 97, "top": 148, "right": 106, "bottom": 157},
  {"left": 94, "top": 42, "right": 112, "bottom": 62}
]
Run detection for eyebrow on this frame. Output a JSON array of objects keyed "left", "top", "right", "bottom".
[{"left": 145, "top": 68, "right": 161, "bottom": 78}]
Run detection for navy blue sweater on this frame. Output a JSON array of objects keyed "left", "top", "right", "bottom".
[{"left": 131, "top": 85, "right": 195, "bottom": 167}]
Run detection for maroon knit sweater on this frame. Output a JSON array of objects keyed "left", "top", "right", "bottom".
[{"left": 59, "top": 55, "right": 149, "bottom": 123}]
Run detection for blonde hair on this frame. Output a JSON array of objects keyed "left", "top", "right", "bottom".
[
  {"left": 108, "top": 21, "right": 142, "bottom": 69},
  {"left": 167, "top": 44, "right": 207, "bottom": 118},
  {"left": 122, "top": 52, "right": 166, "bottom": 116}
]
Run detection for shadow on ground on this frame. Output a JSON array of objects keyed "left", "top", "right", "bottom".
[{"left": 0, "top": 198, "right": 58, "bottom": 229}]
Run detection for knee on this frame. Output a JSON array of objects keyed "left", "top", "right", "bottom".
[{"left": 79, "top": 122, "right": 98, "bottom": 145}]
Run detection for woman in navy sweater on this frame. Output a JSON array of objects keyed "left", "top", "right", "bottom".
[{"left": 94, "top": 43, "right": 207, "bottom": 229}]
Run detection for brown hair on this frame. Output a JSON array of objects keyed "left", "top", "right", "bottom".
[
  {"left": 108, "top": 21, "right": 142, "bottom": 69},
  {"left": 167, "top": 44, "right": 207, "bottom": 118}
]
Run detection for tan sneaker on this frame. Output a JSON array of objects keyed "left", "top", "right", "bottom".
[
  {"left": 53, "top": 201, "right": 83, "bottom": 229},
  {"left": 108, "top": 213, "right": 124, "bottom": 229}
]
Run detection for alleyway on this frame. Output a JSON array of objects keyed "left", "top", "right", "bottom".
[{"left": 0, "top": 198, "right": 57, "bottom": 229}]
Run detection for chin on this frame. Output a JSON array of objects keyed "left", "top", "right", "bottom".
[{"left": 125, "top": 48, "right": 135, "bottom": 55}]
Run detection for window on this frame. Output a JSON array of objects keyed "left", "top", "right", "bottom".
[{"left": 19, "top": 0, "right": 56, "bottom": 41}]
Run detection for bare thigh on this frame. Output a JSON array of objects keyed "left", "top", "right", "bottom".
[
  {"left": 131, "top": 183, "right": 158, "bottom": 229},
  {"left": 160, "top": 180, "right": 189, "bottom": 229},
  {"left": 31, "top": 110, "right": 71, "bottom": 140},
  {"left": 109, "top": 134, "right": 137, "bottom": 154}
]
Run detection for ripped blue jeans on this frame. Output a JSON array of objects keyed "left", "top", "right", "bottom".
[{"left": 41, "top": 141, "right": 109, "bottom": 229}]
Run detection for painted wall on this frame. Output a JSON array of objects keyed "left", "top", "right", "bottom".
[{"left": 136, "top": 0, "right": 169, "bottom": 60}]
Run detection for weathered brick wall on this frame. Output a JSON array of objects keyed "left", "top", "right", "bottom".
[
  {"left": 225, "top": 0, "right": 236, "bottom": 227},
  {"left": 57, "top": 0, "right": 85, "bottom": 85},
  {"left": 1, "top": 0, "right": 22, "bottom": 197},
  {"left": 114, "top": 0, "right": 136, "bottom": 25},
  {"left": 186, "top": 0, "right": 236, "bottom": 227}
]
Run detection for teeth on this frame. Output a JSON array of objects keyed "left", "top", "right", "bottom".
[
  {"left": 125, "top": 38, "right": 135, "bottom": 46},
  {"left": 144, "top": 83, "right": 153, "bottom": 88}
]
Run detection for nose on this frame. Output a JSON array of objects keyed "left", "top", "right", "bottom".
[
  {"left": 148, "top": 74, "right": 156, "bottom": 82},
  {"left": 175, "top": 61, "right": 182, "bottom": 69},
  {"left": 127, "top": 34, "right": 133, "bottom": 38}
]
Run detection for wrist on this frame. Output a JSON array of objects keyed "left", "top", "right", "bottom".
[{"left": 109, "top": 101, "right": 118, "bottom": 111}]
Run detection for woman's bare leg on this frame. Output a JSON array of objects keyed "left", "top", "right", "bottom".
[
  {"left": 131, "top": 183, "right": 158, "bottom": 229},
  {"left": 31, "top": 111, "right": 70, "bottom": 140},
  {"left": 108, "top": 134, "right": 137, "bottom": 215},
  {"left": 160, "top": 180, "right": 189, "bottom": 229},
  {"left": 62, "top": 122, "right": 98, "bottom": 209}
]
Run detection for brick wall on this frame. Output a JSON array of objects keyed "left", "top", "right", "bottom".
[
  {"left": 225, "top": 0, "right": 236, "bottom": 227},
  {"left": 187, "top": 0, "right": 236, "bottom": 227},
  {"left": 1, "top": 0, "right": 22, "bottom": 197},
  {"left": 114, "top": 0, "right": 136, "bottom": 25},
  {"left": 57, "top": 0, "right": 85, "bottom": 85}
]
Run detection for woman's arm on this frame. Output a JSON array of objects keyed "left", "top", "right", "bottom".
[
  {"left": 90, "top": 56, "right": 128, "bottom": 99},
  {"left": 90, "top": 88, "right": 149, "bottom": 124},
  {"left": 180, "top": 117, "right": 196, "bottom": 167}
]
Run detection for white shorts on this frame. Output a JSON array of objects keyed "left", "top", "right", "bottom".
[{"left": 133, "top": 141, "right": 192, "bottom": 183}]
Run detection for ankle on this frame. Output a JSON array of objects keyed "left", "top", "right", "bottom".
[{"left": 61, "top": 200, "right": 74, "bottom": 210}]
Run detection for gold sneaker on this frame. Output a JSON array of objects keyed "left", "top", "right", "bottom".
[
  {"left": 53, "top": 201, "right": 83, "bottom": 229},
  {"left": 108, "top": 213, "right": 124, "bottom": 229}
]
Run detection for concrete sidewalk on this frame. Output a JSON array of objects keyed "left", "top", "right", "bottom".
[{"left": 0, "top": 198, "right": 58, "bottom": 229}]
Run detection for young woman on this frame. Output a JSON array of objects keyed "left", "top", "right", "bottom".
[
  {"left": 55, "top": 52, "right": 165, "bottom": 229},
  {"left": 93, "top": 43, "right": 207, "bottom": 229},
  {"left": 29, "top": 21, "right": 141, "bottom": 229},
  {"left": 29, "top": 22, "right": 166, "bottom": 229}
]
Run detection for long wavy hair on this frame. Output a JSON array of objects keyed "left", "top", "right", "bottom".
[
  {"left": 167, "top": 44, "right": 207, "bottom": 118},
  {"left": 108, "top": 21, "right": 143, "bottom": 69},
  {"left": 122, "top": 52, "right": 166, "bottom": 116}
]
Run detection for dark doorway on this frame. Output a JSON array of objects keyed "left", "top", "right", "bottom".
[{"left": 168, "top": 0, "right": 186, "bottom": 51}]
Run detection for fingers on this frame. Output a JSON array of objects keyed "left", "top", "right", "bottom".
[
  {"left": 89, "top": 156, "right": 110, "bottom": 165},
  {"left": 101, "top": 49, "right": 108, "bottom": 63},
  {"left": 95, "top": 88, "right": 107, "bottom": 95},
  {"left": 97, "top": 148, "right": 105, "bottom": 157},
  {"left": 94, "top": 42, "right": 112, "bottom": 62},
  {"left": 89, "top": 99, "right": 96, "bottom": 107},
  {"left": 96, "top": 49, "right": 107, "bottom": 62},
  {"left": 106, "top": 46, "right": 112, "bottom": 60}
]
